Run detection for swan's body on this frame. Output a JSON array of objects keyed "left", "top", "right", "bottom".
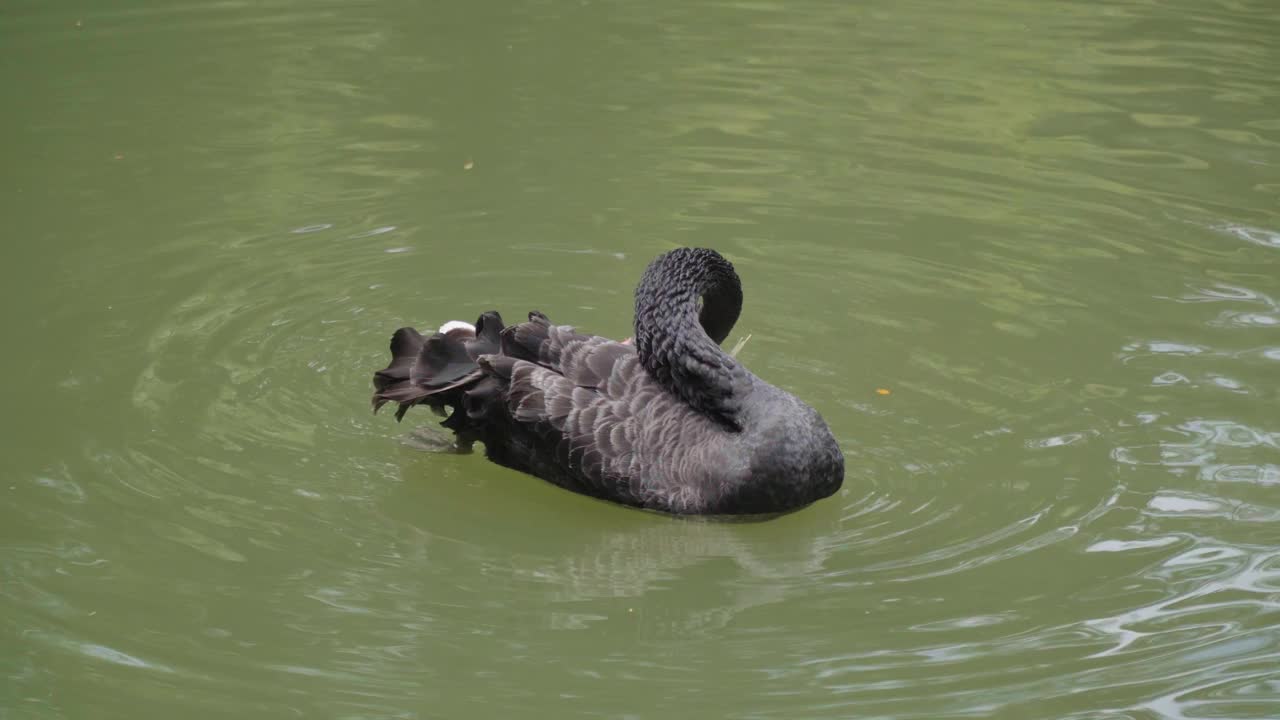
[{"left": 372, "top": 248, "right": 843, "bottom": 515}]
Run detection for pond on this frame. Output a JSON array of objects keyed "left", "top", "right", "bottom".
[{"left": 3, "top": 1, "right": 1278, "bottom": 717}]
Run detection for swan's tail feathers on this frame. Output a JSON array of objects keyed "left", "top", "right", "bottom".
[
  {"left": 500, "top": 310, "right": 552, "bottom": 363},
  {"left": 371, "top": 312, "right": 506, "bottom": 422}
]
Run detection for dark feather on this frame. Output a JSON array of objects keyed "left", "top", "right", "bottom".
[
  {"left": 465, "top": 311, "right": 504, "bottom": 359},
  {"left": 413, "top": 334, "right": 474, "bottom": 387}
]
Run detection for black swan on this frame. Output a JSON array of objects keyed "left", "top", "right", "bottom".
[{"left": 372, "top": 247, "right": 844, "bottom": 515}]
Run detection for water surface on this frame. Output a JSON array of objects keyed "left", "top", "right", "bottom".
[{"left": 3, "top": 0, "right": 1279, "bottom": 718}]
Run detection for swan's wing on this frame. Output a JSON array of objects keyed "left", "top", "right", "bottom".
[
  {"left": 497, "top": 311, "right": 613, "bottom": 378},
  {"left": 479, "top": 312, "right": 657, "bottom": 495}
]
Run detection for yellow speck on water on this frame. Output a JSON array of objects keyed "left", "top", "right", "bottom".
[{"left": 876, "top": 388, "right": 891, "bottom": 396}]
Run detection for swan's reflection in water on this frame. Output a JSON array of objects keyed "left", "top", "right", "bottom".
[{"left": 379, "top": 451, "right": 847, "bottom": 640}]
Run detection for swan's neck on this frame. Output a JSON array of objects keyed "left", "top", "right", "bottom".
[{"left": 633, "top": 248, "right": 748, "bottom": 430}]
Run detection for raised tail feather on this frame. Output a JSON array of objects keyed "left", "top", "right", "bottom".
[
  {"left": 372, "top": 308, "right": 606, "bottom": 452},
  {"left": 372, "top": 311, "right": 504, "bottom": 424}
]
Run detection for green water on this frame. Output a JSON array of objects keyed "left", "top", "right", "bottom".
[{"left": 4, "top": 0, "right": 1279, "bottom": 717}]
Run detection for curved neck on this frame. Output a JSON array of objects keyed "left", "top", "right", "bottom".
[{"left": 633, "top": 248, "right": 748, "bottom": 429}]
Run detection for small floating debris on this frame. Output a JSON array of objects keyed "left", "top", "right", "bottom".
[
  {"left": 876, "top": 388, "right": 891, "bottom": 396},
  {"left": 729, "top": 334, "right": 752, "bottom": 358},
  {"left": 463, "top": 158, "right": 474, "bottom": 170}
]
